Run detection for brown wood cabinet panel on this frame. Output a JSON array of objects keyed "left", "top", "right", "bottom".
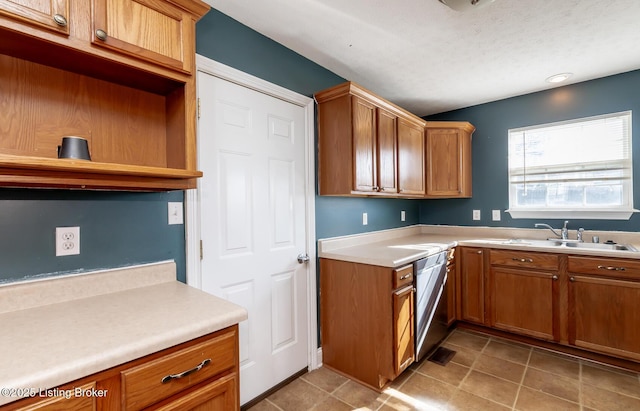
[
  {"left": 394, "top": 264, "right": 414, "bottom": 289},
  {"left": 489, "top": 267, "right": 559, "bottom": 341},
  {"left": 397, "top": 118, "right": 425, "bottom": 196},
  {"left": 91, "top": 0, "right": 196, "bottom": 73},
  {"left": 393, "top": 285, "right": 415, "bottom": 375},
  {"left": 352, "top": 96, "right": 378, "bottom": 193},
  {"left": 150, "top": 373, "right": 238, "bottom": 411},
  {"left": 425, "top": 122, "right": 474, "bottom": 198},
  {"left": 445, "top": 262, "right": 457, "bottom": 326},
  {"left": 568, "top": 255, "right": 640, "bottom": 279},
  {"left": 122, "top": 330, "right": 237, "bottom": 411},
  {"left": 320, "top": 258, "right": 413, "bottom": 390},
  {"left": 0, "top": 0, "right": 69, "bottom": 35},
  {"left": 315, "top": 81, "right": 427, "bottom": 198},
  {"left": 376, "top": 108, "right": 398, "bottom": 194},
  {"left": 568, "top": 274, "right": 640, "bottom": 361},
  {"left": 15, "top": 383, "right": 96, "bottom": 411},
  {"left": 490, "top": 249, "right": 559, "bottom": 271},
  {"left": 459, "top": 247, "right": 486, "bottom": 324}
]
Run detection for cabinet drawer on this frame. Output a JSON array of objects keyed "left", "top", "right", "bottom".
[
  {"left": 394, "top": 265, "right": 414, "bottom": 288},
  {"left": 490, "top": 249, "right": 558, "bottom": 270},
  {"left": 568, "top": 256, "right": 640, "bottom": 279},
  {"left": 122, "top": 328, "right": 237, "bottom": 411}
]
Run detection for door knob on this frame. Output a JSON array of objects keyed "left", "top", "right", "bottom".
[{"left": 297, "top": 253, "right": 310, "bottom": 264}]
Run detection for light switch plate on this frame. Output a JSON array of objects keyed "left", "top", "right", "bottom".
[
  {"left": 168, "top": 202, "right": 184, "bottom": 225},
  {"left": 472, "top": 210, "right": 481, "bottom": 221},
  {"left": 401, "top": 210, "right": 406, "bottom": 222},
  {"left": 362, "top": 212, "right": 368, "bottom": 225},
  {"left": 492, "top": 209, "right": 501, "bottom": 221}
]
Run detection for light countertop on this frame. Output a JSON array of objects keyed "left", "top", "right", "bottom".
[
  {"left": 0, "top": 261, "right": 247, "bottom": 407},
  {"left": 318, "top": 225, "right": 640, "bottom": 267}
]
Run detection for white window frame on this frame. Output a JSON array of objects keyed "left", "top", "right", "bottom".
[{"left": 506, "top": 111, "right": 637, "bottom": 220}]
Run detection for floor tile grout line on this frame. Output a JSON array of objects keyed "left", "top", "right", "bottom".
[
  {"left": 510, "top": 346, "right": 533, "bottom": 411},
  {"left": 263, "top": 398, "right": 284, "bottom": 411}
]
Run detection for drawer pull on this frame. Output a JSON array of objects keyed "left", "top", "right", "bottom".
[
  {"left": 399, "top": 274, "right": 412, "bottom": 280},
  {"left": 53, "top": 14, "right": 67, "bottom": 27},
  {"left": 512, "top": 257, "right": 533, "bottom": 263},
  {"left": 597, "top": 265, "right": 626, "bottom": 271},
  {"left": 161, "top": 358, "right": 211, "bottom": 384}
]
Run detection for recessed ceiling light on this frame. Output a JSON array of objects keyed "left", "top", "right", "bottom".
[
  {"left": 546, "top": 73, "right": 573, "bottom": 83},
  {"left": 438, "top": 0, "right": 496, "bottom": 11}
]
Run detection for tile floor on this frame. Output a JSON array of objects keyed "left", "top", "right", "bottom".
[{"left": 246, "top": 329, "right": 640, "bottom": 411}]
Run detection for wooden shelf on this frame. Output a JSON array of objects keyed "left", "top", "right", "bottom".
[{"left": 0, "top": 154, "right": 201, "bottom": 191}]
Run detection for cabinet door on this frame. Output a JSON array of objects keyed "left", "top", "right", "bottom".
[
  {"left": 151, "top": 373, "right": 238, "bottom": 411},
  {"left": 352, "top": 96, "right": 377, "bottom": 193},
  {"left": 17, "top": 382, "right": 97, "bottom": 411},
  {"left": 568, "top": 275, "right": 640, "bottom": 361},
  {"left": 376, "top": 108, "right": 397, "bottom": 194},
  {"left": 445, "top": 262, "right": 457, "bottom": 326},
  {"left": 91, "top": 0, "right": 194, "bottom": 73},
  {"left": 426, "top": 128, "right": 462, "bottom": 196},
  {"left": 459, "top": 248, "right": 486, "bottom": 324},
  {"left": 489, "top": 267, "right": 559, "bottom": 341},
  {"left": 393, "top": 285, "right": 414, "bottom": 376},
  {"left": 397, "top": 118, "right": 425, "bottom": 196},
  {"left": 0, "top": 0, "right": 69, "bottom": 34}
]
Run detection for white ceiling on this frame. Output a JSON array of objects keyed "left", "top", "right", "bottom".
[{"left": 204, "top": 0, "right": 640, "bottom": 116}]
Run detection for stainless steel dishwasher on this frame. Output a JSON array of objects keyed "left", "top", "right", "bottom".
[{"left": 413, "top": 250, "right": 450, "bottom": 362}]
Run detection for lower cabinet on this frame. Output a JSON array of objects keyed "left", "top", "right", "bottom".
[
  {"left": 458, "top": 246, "right": 640, "bottom": 366},
  {"left": 320, "top": 258, "right": 415, "bottom": 390},
  {"left": 3, "top": 326, "right": 239, "bottom": 411},
  {"left": 489, "top": 250, "right": 560, "bottom": 341},
  {"left": 568, "top": 256, "right": 640, "bottom": 362},
  {"left": 459, "top": 247, "right": 486, "bottom": 325}
]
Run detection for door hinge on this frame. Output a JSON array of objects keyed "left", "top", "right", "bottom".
[
  {"left": 200, "top": 239, "right": 203, "bottom": 260},
  {"left": 197, "top": 97, "right": 201, "bottom": 119}
]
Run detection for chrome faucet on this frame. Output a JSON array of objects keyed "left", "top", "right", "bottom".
[{"left": 535, "top": 221, "right": 569, "bottom": 240}]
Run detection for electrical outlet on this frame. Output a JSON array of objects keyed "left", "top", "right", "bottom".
[
  {"left": 472, "top": 210, "right": 481, "bottom": 221},
  {"left": 492, "top": 209, "right": 501, "bottom": 221},
  {"left": 362, "top": 212, "right": 368, "bottom": 225},
  {"left": 401, "top": 210, "right": 406, "bottom": 222},
  {"left": 56, "top": 226, "right": 80, "bottom": 256},
  {"left": 168, "top": 202, "right": 184, "bottom": 225}
]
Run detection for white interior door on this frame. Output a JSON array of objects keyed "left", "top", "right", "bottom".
[{"left": 195, "top": 65, "right": 313, "bottom": 405}]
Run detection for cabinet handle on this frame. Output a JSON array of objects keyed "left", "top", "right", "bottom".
[
  {"left": 597, "top": 265, "right": 626, "bottom": 271},
  {"left": 379, "top": 187, "right": 386, "bottom": 191},
  {"left": 512, "top": 257, "right": 533, "bottom": 263},
  {"left": 161, "top": 358, "right": 211, "bottom": 383},
  {"left": 552, "top": 275, "right": 558, "bottom": 280},
  {"left": 569, "top": 277, "right": 576, "bottom": 282},
  {"left": 399, "top": 273, "right": 412, "bottom": 280},
  {"left": 53, "top": 14, "right": 67, "bottom": 27},
  {"left": 476, "top": 250, "right": 482, "bottom": 254},
  {"left": 96, "top": 29, "right": 108, "bottom": 41}
]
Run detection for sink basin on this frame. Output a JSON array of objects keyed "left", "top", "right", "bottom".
[
  {"left": 502, "top": 239, "right": 638, "bottom": 252},
  {"left": 564, "top": 242, "right": 638, "bottom": 252}
]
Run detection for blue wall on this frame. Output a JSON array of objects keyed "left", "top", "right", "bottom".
[
  {"left": 420, "top": 70, "right": 640, "bottom": 232},
  {"left": 196, "top": 9, "right": 420, "bottom": 240},
  {"left": 0, "top": 189, "right": 186, "bottom": 283}
]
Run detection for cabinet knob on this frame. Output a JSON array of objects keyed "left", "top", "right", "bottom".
[
  {"left": 476, "top": 250, "right": 482, "bottom": 254},
  {"left": 53, "top": 14, "right": 67, "bottom": 27},
  {"left": 96, "top": 29, "right": 108, "bottom": 41},
  {"left": 569, "top": 277, "right": 576, "bottom": 282},
  {"left": 552, "top": 275, "right": 559, "bottom": 281}
]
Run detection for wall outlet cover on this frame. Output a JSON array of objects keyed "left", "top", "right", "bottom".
[
  {"left": 56, "top": 226, "right": 80, "bottom": 256},
  {"left": 472, "top": 210, "right": 481, "bottom": 221},
  {"left": 362, "top": 212, "right": 368, "bottom": 225},
  {"left": 492, "top": 209, "right": 501, "bottom": 221}
]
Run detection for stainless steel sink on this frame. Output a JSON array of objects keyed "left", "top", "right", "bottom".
[{"left": 502, "top": 238, "right": 638, "bottom": 252}]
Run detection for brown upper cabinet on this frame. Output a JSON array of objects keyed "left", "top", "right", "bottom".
[
  {"left": 316, "top": 81, "right": 426, "bottom": 197},
  {"left": 425, "top": 121, "right": 475, "bottom": 198},
  {"left": 0, "top": 0, "right": 209, "bottom": 191},
  {"left": 315, "top": 82, "right": 473, "bottom": 198},
  {"left": 0, "top": 0, "right": 70, "bottom": 35}
]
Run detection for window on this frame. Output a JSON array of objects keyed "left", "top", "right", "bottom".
[{"left": 507, "top": 111, "right": 635, "bottom": 220}]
